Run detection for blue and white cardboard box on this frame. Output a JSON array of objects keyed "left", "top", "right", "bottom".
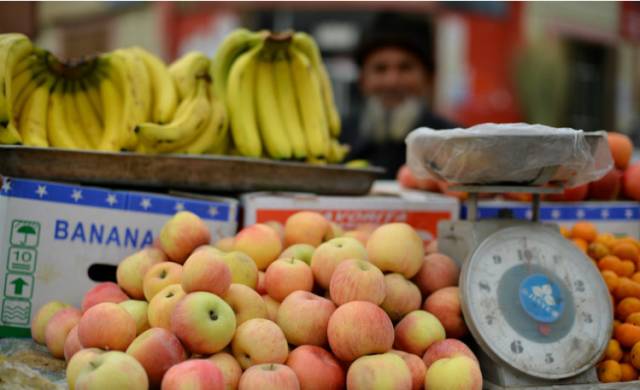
[
  {"left": 0, "top": 176, "right": 238, "bottom": 337},
  {"left": 462, "top": 200, "right": 640, "bottom": 238}
]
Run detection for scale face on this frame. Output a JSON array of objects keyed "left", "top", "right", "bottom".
[{"left": 460, "top": 224, "right": 612, "bottom": 380}]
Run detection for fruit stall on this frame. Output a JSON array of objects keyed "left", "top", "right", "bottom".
[{"left": 0, "top": 25, "right": 640, "bottom": 390}]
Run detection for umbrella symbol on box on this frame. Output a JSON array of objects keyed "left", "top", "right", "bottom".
[{"left": 17, "top": 225, "right": 36, "bottom": 245}]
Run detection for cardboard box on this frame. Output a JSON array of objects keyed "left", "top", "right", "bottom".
[
  {"left": 464, "top": 200, "right": 640, "bottom": 238},
  {"left": 242, "top": 182, "right": 459, "bottom": 243},
  {"left": 0, "top": 176, "right": 238, "bottom": 337}
]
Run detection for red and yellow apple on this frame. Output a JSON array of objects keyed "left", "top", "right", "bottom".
[
  {"left": 424, "top": 355, "right": 482, "bottom": 390},
  {"left": 74, "top": 351, "right": 148, "bottom": 390},
  {"left": 366, "top": 223, "right": 424, "bottom": 278},
  {"left": 159, "top": 211, "right": 211, "bottom": 264},
  {"left": 413, "top": 253, "right": 459, "bottom": 296},
  {"left": 238, "top": 363, "right": 300, "bottom": 390},
  {"left": 231, "top": 318, "right": 289, "bottom": 369},
  {"left": 181, "top": 249, "right": 232, "bottom": 295},
  {"left": 31, "top": 300, "right": 69, "bottom": 344},
  {"left": 380, "top": 273, "right": 422, "bottom": 321},
  {"left": 222, "top": 251, "right": 259, "bottom": 289},
  {"left": 310, "top": 237, "right": 368, "bottom": 289},
  {"left": 286, "top": 345, "right": 345, "bottom": 390},
  {"left": 394, "top": 310, "right": 446, "bottom": 356},
  {"left": 81, "top": 282, "right": 129, "bottom": 312},
  {"left": 118, "top": 300, "right": 150, "bottom": 335},
  {"left": 389, "top": 349, "right": 426, "bottom": 390},
  {"left": 143, "top": 261, "right": 183, "bottom": 301},
  {"left": 277, "top": 290, "right": 336, "bottom": 346},
  {"left": 78, "top": 302, "right": 136, "bottom": 351},
  {"left": 147, "top": 284, "right": 186, "bottom": 330},
  {"left": 346, "top": 353, "right": 412, "bottom": 390},
  {"left": 284, "top": 211, "right": 330, "bottom": 247},
  {"left": 329, "top": 259, "right": 385, "bottom": 306},
  {"left": 222, "top": 283, "right": 268, "bottom": 326},
  {"left": 44, "top": 307, "right": 82, "bottom": 358},
  {"left": 265, "top": 258, "right": 314, "bottom": 301},
  {"left": 423, "top": 286, "right": 468, "bottom": 338},
  {"left": 126, "top": 327, "right": 187, "bottom": 387},
  {"left": 209, "top": 352, "right": 243, "bottom": 390},
  {"left": 116, "top": 247, "right": 166, "bottom": 299},
  {"left": 161, "top": 359, "right": 225, "bottom": 390},
  {"left": 234, "top": 223, "right": 283, "bottom": 270}
]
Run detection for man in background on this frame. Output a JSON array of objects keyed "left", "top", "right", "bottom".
[{"left": 341, "top": 12, "right": 456, "bottom": 178}]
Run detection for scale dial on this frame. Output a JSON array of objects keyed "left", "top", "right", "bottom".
[{"left": 460, "top": 225, "right": 612, "bottom": 380}]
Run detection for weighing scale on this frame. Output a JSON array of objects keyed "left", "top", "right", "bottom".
[{"left": 438, "top": 185, "right": 614, "bottom": 389}]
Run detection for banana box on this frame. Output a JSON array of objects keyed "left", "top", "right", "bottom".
[
  {"left": 0, "top": 176, "right": 238, "bottom": 338},
  {"left": 463, "top": 200, "right": 640, "bottom": 238},
  {"left": 241, "top": 182, "right": 459, "bottom": 243}
]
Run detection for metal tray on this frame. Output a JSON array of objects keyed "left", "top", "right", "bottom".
[{"left": 0, "top": 146, "right": 384, "bottom": 195}]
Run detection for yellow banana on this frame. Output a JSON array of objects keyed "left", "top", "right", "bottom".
[
  {"left": 327, "top": 138, "right": 350, "bottom": 164},
  {"left": 288, "top": 46, "right": 329, "bottom": 158},
  {"left": 292, "top": 32, "right": 341, "bottom": 137},
  {"left": 115, "top": 49, "right": 151, "bottom": 124},
  {"left": 48, "top": 80, "right": 78, "bottom": 149},
  {"left": 137, "top": 78, "right": 211, "bottom": 149},
  {"left": 10, "top": 55, "right": 41, "bottom": 106},
  {"left": 169, "top": 52, "right": 210, "bottom": 100},
  {"left": 74, "top": 80, "right": 103, "bottom": 149},
  {"left": 0, "top": 33, "right": 33, "bottom": 127},
  {"left": 63, "top": 81, "right": 91, "bottom": 149},
  {"left": 130, "top": 46, "right": 178, "bottom": 124},
  {"left": 273, "top": 48, "right": 307, "bottom": 159},
  {"left": 254, "top": 51, "right": 292, "bottom": 159},
  {"left": 207, "top": 96, "right": 230, "bottom": 155},
  {"left": 98, "top": 54, "right": 134, "bottom": 151},
  {"left": 81, "top": 73, "right": 104, "bottom": 123},
  {"left": 18, "top": 74, "right": 54, "bottom": 147},
  {"left": 226, "top": 43, "right": 263, "bottom": 158},
  {"left": 175, "top": 97, "right": 227, "bottom": 155}
]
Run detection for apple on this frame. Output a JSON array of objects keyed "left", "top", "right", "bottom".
[
  {"left": 277, "top": 291, "right": 336, "bottom": 346},
  {"left": 74, "top": 351, "right": 148, "bottom": 390},
  {"left": 234, "top": 223, "right": 283, "bottom": 270},
  {"left": 423, "top": 286, "right": 468, "bottom": 338},
  {"left": 193, "top": 244, "right": 224, "bottom": 256},
  {"left": 422, "top": 339, "right": 478, "bottom": 369},
  {"left": 209, "top": 352, "right": 243, "bottom": 390},
  {"left": 366, "top": 223, "right": 424, "bottom": 278},
  {"left": 265, "top": 258, "right": 314, "bottom": 301},
  {"left": 143, "top": 261, "right": 183, "bottom": 301},
  {"left": 545, "top": 184, "right": 589, "bottom": 202},
  {"left": 171, "top": 292, "right": 236, "bottom": 354},
  {"left": 118, "top": 300, "right": 150, "bottom": 335},
  {"left": 342, "top": 230, "right": 369, "bottom": 246},
  {"left": 231, "top": 318, "right": 289, "bottom": 369},
  {"left": 588, "top": 168, "right": 623, "bottom": 200},
  {"left": 215, "top": 237, "right": 235, "bottom": 252},
  {"left": 329, "top": 259, "right": 385, "bottom": 306},
  {"left": 81, "top": 282, "right": 129, "bottom": 312},
  {"left": 262, "top": 294, "right": 280, "bottom": 321},
  {"left": 78, "top": 302, "right": 136, "bottom": 352},
  {"left": 257, "top": 271, "right": 267, "bottom": 295},
  {"left": 161, "top": 359, "right": 225, "bottom": 390},
  {"left": 222, "top": 251, "right": 259, "bottom": 289},
  {"left": 286, "top": 345, "right": 345, "bottom": 390},
  {"left": 44, "top": 307, "right": 82, "bottom": 358},
  {"left": 425, "top": 240, "right": 438, "bottom": 255},
  {"left": 159, "top": 211, "right": 210, "bottom": 263},
  {"left": 324, "top": 222, "right": 344, "bottom": 240},
  {"left": 66, "top": 348, "right": 103, "bottom": 390},
  {"left": 116, "top": 247, "right": 166, "bottom": 299},
  {"left": 181, "top": 249, "right": 232, "bottom": 295},
  {"left": 394, "top": 310, "right": 445, "bottom": 356},
  {"left": 280, "top": 243, "right": 315, "bottom": 265},
  {"left": 222, "top": 283, "right": 268, "bottom": 326},
  {"left": 126, "top": 327, "right": 187, "bottom": 387},
  {"left": 310, "top": 237, "right": 368, "bottom": 289},
  {"left": 346, "top": 353, "right": 412, "bottom": 390},
  {"left": 148, "top": 284, "right": 186, "bottom": 330},
  {"left": 623, "top": 163, "right": 640, "bottom": 200},
  {"left": 389, "top": 350, "right": 426, "bottom": 390},
  {"left": 264, "top": 220, "right": 285, "bottom": 243},
  {"left": 238, "top": 363, "right": 300, "bottom": 390},
  {"left": 284, "top": 211, "right": 330, "bottom": 247},
  {"left": 413, "top": 253, "right": 459, "bottom": 296},
  {"left": 31, "top": 300, "right": 69, "bottom": 344},
  {"left": 380, "top": 273, "right": 422, "bottom": 321},
  {"left": 63, "top": 325, "right": 83, "bottom": 361},
  {"left": 424, "top": 355, "right": 482, "bottom": 390},
  {"left": 327, "top": 301, "right": 394, "bottom": 362}
]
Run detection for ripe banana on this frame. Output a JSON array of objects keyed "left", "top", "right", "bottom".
[
  {"left": 97, "top": 60, "right": 127, "bottom": 152},
  {"left": 289, "top": 46, "right": 329, "bottom": 158},
  {"left": 226, "top": 43, "right": 263, "bottom": 158},
  {"left": 80, "top": 73, "right": 104, "bottom": 123},
  {"left": 327, "top": 138, "right": 350, "bottom": 164},
  {"left": 48, "top": 80, "right": 78, "bottom": 149},
  {"left": 254, "top": 50, "right": 292, "bottom": 159},
  {"left": 169, "top": 52, "right": 210, "bottom": 100},
  {"left": 137, "top": 78, "right": 211, "bottom": 150},
  {"left": 176, "top": 97, "right": 227, "bottom": 155},
  {"left": 273, "top": 48, "right": 307, "bottom": 159},
  {"left": 12, "top": 63, "right": 49, "bottom": 124},
  {"left": 63, "top": 81, "right": 92, "bottom": 149},
  {"left": 74, "top": 80, "right": 103, "bottom": 149},
  {"left": 207, "top": 97, "right": 230, "bottom": 155},
  {"left": 212, "top": 29, "right": 267, "bottom": 100},
  {"left": 0, "top": 33, "right": 33, "bottom": 127},
  {"left": 18, "top": 74, "right": 54, "bottom": 147},
  {"left": 10, "top": 54, "right": 41, "bottom": 106},
  {"left": 130, "top": 46, "right": 178, "bottom": 124},
  {"left": 292, "top": 32, "right": 341, "bottom": 138}
]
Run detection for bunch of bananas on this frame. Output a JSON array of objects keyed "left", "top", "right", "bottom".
[
  {"left": 213, "top": 29, "right": 349, "bottom": 163},
  {"left": 0, "top": 33, "right": 227, "bottom": 155}
]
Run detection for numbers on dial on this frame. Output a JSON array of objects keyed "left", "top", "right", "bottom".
[
  {"left": 574, "top": 280, "right": 585, "bottom": 293},
  {"left": 479, "top": 281, "right": 491, "bottom": 293},
  {"left": 545, "top": 353, "right": 554, "bottom": 364},
  {"left": 581, "top": 312, "right": 593, "bottom": 324},
  {"left": 485, "top": 314, "right": 495, "bottom": 325},
  {"left": 510, "top": 340, "right": 524, "bottom": 354},
  {"left": 493, "top": 255, "right": 502, "bottom": 264}
]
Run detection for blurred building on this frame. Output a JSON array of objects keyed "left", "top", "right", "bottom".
[{"left": 17, "top": 1, "right": 640, "bottom": 136}]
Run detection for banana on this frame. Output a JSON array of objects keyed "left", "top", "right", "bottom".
[
  {"left": 63, "top": 81, "right": 91, "bottom": 149},
  {"left": 327, "top": 138, "right": 350, "bottom": 164},
  {"left": 207, "top": 96, "right": 230, "bottom": 155},
  {"left": 10, "top": 55, "right": 41, "bottom": 106},
  {"left": 130, "top": 46, "right": 178, "bottom": 124},
  {"left": 226, "top": 43, "right": 263, "bottom": 158},
  {"left": 169, "top": 52, "right": 210, "bottom": 100},
  {"left": 137, "top": 78, "right": 212, "bottom": 150},
  {"left": 74, "top": 79, "right": 103, "bottom": 149},
  {"left": 12, "top": 57, "right": 49, "bottom": 119},
  {"left": 288, "top": 46, "right": 329, "bottom": 158},
  {"left": 98, "top": 54, "right": 135, "bottom": 151},
  {"left": 254, "top": 49, "right": 292, "bottom": 159},
  {"left": 212, "top": 29, "right": 267, "bottom": 100},
  {"left": 292, "top": 32, "right": 341, "bottom": 137},
  {"left": 48, "top": 80, "right": 78, "bottom": 149},
  {"left": 0, "top": 33, "right": 33, "bottom": 127},
  {"left": 175, "top": 97, "right": 227, "bottom": 155},
  {"left": 18, "top": 74, "right": 54, "bottom": 147},
  {"left": 272, "top": 48, "right": 307, "bottom": 159}
]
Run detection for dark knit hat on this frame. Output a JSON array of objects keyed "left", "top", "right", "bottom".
[{"left": 355, "top": 12, "right": 435, "bottom": 73}]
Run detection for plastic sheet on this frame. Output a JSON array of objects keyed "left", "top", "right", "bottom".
[{"left": 406, "top": 123, "right": 612, "bottom": 187}]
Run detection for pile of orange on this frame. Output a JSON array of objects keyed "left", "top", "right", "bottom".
[{"left": 563, "top": 221, "right": 640, "bottom": 382}]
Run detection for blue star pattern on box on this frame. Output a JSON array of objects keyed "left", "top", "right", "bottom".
[
  {"left": 0, "top": 177, "right": 231, "bottom": 222},
  {"left": 461, "top": 202, "right": 640, "bottom": 221}
]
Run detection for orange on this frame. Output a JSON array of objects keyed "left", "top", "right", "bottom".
[
  {"left": 599, "top": 255, "right": 624, "bottom": 276},
  {"left": 620, "top": 362, "right": 638, "bottom": 381},
  {"left": 631, "top": 341, "right": 640, "bottom": 369},
  {"left": 559, "top": 226, "right": 571, "bottom": 238},
  {"left": 604, "top": 339, "right": 624, "bottom": 361},
  {"left": 617, "top": 297, "right": 640, "bottom": 321},
  {"left": 613, "top": 242, "right": 640, "bottom": 263},
  {"left": 620, "top": 260, "right": 637, "bottom": 278},
  {"left": 632, "top": 272, "right": 640, "bottom": 284},
  {"left": 627, "top": 313, "right": 640, "bottom": 326},
  {"left": 598, "top": 360, "right": 622, "bottom": 382},
  {"left": 622, "top": 351, "right": 632, "bottom": 363},
  {"left": 608, "top": 132, "right": 633, "bottom": 170},
  {"left": 602, "top": 270, "right": 620, "bottom": 292},
  {"left": 572, "top": 238, "right": 588, "bottom": 252},
  {"left": 571, "top": 221, "right": 598, "bottom": 242},
  {"left": 588, "top": 242, "right": 610, "bottom": 261},
  {"left": 615, "top": 323, "right": 640, "bottom": 348},
  {"left": 596, "top": 233, "right": 618, "bottom": 249},
  {"left": 614, "top": 278, "right": 640, "bottom": 300}
]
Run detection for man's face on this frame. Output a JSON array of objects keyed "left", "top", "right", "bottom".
[{"left": 359, "top": 46, "right": 431, "bottom": 109}]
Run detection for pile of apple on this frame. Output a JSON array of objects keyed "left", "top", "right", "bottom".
[{"left": 31, "top": 210, "right": 482, "bottom": 390}]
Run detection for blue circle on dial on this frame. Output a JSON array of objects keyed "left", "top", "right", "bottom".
[{"left": 519, "top": 274, "right": 565, "bottom": 324}]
